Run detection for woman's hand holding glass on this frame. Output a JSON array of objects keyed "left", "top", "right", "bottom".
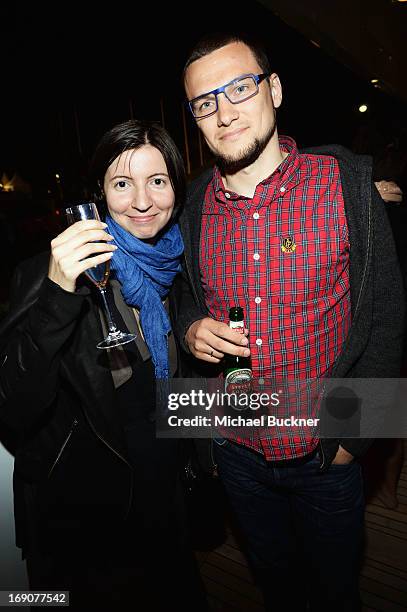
[
  {"left": 48, "top": 203, "right": 136, "bottom": 349},
  {"left": 48, "top": 219, "right": 117, "bottom": 293}
]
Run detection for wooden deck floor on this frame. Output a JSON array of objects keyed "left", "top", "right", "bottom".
[{"left": 196, "top": 443, "right": 407, "bottom": 611}]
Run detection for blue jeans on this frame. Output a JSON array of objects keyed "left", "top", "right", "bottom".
[{"left": 213, "top": 439, "right": 364, "bottom": 612}]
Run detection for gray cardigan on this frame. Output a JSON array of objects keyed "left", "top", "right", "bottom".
[{"left": 171, "top": 144, "right": 405, "bottom": 468}]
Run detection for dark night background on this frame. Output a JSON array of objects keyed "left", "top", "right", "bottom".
[{"left": 1, "top": 1, "right": 406, "bottom": 304}]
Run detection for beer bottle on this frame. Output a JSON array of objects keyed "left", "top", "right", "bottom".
[{"left": 224, "top": 306, "right": 252, "bottom": 394}]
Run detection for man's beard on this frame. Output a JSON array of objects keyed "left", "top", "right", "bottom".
[{"left": 215, "top": 121, "right": 277, "bottom": 175}]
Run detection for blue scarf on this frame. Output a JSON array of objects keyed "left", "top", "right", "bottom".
[{"left": 105, "top": 215, "right": 184, "bottom": 378}]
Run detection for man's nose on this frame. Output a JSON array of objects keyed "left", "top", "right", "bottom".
[{"left": 216, "top": 93, "right": 239, "bottom": 127}]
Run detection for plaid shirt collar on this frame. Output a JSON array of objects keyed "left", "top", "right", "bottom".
[{"left": 213, "top": 135, "right": 302, "bottom": 203}]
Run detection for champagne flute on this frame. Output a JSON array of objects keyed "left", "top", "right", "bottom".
[{"left": 65, "top": 202, "right": 136, "bottom": 349}]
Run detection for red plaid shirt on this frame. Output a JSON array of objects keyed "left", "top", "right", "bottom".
[{"left": 200, "top": 136, "right": 351, "bottom": 460}]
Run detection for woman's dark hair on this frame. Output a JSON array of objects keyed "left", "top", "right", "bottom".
[
  {"left": 183, "top": 32, "right": 271, "bottom": 80},
  {"left": 90, "top": 120, "right": 185, "bottom": 219}
]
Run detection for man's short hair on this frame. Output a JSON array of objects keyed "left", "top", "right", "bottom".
[{"left": 183, "top": 32, "right": 271, "bottom": 80}]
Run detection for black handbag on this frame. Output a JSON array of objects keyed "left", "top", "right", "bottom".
[{"left": 180, "top": 439, "right": 227, "bottom": 551}]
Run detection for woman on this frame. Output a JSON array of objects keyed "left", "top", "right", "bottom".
[{"left": 0, "top": 120, "right": 207, "bottom": 610}]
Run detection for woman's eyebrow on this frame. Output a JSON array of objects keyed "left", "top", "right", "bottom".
[{"left": 109, "top": 174, "right": 132, "bottom": 181}]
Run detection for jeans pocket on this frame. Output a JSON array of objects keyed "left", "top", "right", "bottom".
[{"left": 329, "top": 460, "right": 356, "bottom": 469}]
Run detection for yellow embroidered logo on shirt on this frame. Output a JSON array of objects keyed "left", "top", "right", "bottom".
[{"left": 281, "top": 236, "right": 296, "bottom": 253}]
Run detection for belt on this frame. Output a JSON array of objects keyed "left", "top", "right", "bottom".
[
  {"left": 226, "top": 439, "right": 320, "bottom": 467},
  {"left": 266, "top": 445, "right": 319, "bottom": 467}
]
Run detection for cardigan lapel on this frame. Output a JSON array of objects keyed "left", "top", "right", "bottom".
[{"left": 182, "top": 169, "right": 212, "bottom": 311}]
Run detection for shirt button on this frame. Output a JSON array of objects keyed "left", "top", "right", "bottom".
[
  {"left": 255, "top": 297, "right": 262, "bottom": 304},
  {"left": 258, "top": 377, "right": 265, "bottom": 386},
  {"left": 255, "top": 338, "right": 263, "bottom": 346},
  {"left": 225, "top": 192, "right": 231, "bottom": 199},
  {"left": 253, "top": 212, "right": 260, "bottom": 220},
  {"left": 280, "top": 186, "right": 286, "bottom": 193},
  {"left": 253, "top": 253, "right": 260, "bottom": 261}
]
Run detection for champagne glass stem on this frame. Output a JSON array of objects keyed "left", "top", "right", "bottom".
[{"left": 98, "top": 288, "right": 118, "bottom": 334}]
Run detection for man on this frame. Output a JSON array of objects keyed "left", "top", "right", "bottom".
[{"left": 173, "top": 33, "right": 405, "bottom": 611}]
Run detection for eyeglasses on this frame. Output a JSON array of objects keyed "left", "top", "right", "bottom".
[{"left": 188, "top": 73, "right": 270, "bottom": 119}]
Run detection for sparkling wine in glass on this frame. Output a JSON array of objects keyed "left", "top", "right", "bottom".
[{"left": 65, "top": 202, "right": 136, "bottom": 349}]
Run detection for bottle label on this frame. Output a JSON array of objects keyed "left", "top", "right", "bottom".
[
  {"left": 229, "top": 320, "right": 244, "bottom": 333},
  {"left": 224, "top": 368, "right": 253, "bottom": 395}
]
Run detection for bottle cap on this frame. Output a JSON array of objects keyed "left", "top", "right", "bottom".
[{"left": 229, "top": 306, "right": 244, "bottom": 321}]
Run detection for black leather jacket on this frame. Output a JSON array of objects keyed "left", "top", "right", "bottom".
[{"left": 0, "top": 252, "right": 178, "bottom": 555}]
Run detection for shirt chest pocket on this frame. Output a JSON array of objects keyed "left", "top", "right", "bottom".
[{"left": 267, "top": 230, "right": 348, "bottom": 304}]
